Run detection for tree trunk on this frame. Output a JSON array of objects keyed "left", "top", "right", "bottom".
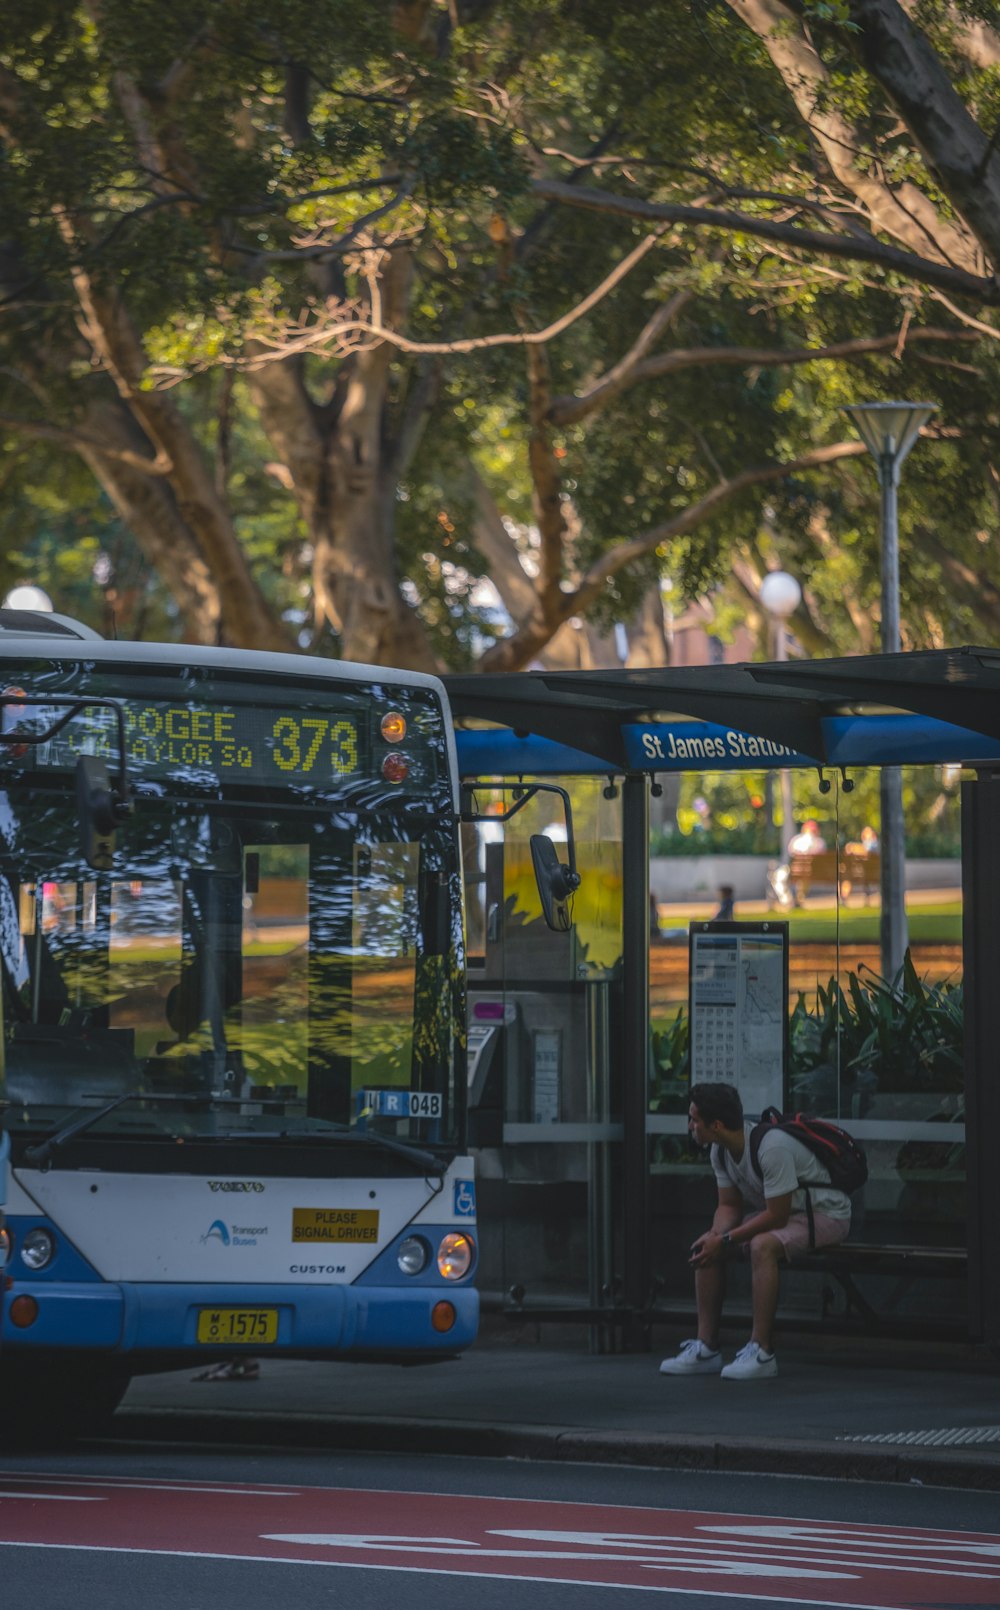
[
  {"left": 625, "top": 588, "right": 671, "bottom": 668},
  {"left": 249, "top": 253, "right": 440, "bottom": 672},
  {"left": 727, "top": 0, "right": 982, "bottom": 271},
  {"left": 78, "top": 396, "right": 222, "bottom": 643},
  {"left": 62, "top": 243, "right": 291, "bottom": 653}
]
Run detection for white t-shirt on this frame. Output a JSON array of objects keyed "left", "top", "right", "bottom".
[{"left": 712, "top": 1122, "right": 852, "bottom": 1223}]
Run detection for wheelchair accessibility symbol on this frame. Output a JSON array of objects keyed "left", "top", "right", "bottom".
[{"left": 453, "top": 1179, "right": 476, "bottom": 1218}]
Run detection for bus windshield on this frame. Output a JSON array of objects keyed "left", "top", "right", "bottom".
[{"left": 0, "top": 668, "right": 463, "bottom": 1156}]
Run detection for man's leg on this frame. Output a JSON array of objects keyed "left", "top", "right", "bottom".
[
  {"left": 748, "top": 1231, "right": 785, "bottom": 1353},
  {"left": 659, "top": 1258, "right": 727, "bottom": 1375},
  {"left": 695, "top": 1258, "right": 726, "bottom": 1350}
]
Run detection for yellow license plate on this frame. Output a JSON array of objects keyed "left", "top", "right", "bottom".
[{"left": 196, "top": 1307, "right": 278, "bottom": 1345}]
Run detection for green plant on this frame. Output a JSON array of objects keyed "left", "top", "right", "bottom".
[
  {"left": 790, "top": 952, "right": 964, "bottom": 1102},
  {"left": 650, "top": 1009, "right": 690, "bottom": 1112},
  {"left": 649, "top": 824, "right": 777, "bottom": 856},
  {"left": 649, "top": 953, "right": 964, "bottom": 1114},
  {"left": 648, "top": 825, "right": 961, "bottom": 858}
]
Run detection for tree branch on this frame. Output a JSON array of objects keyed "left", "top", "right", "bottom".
[
  {"left": 529, "top": 180, "right": 997, "bottom": 304},
  {"left": 550, "top": 287, "right": 694, "bottom": 425},
  {"left": 551, "top": 325, "right": 980, "bottom": 426},
  {"left": 147, "top": 226, "right": 671, "bottom": 380},
  {"left": 577, "top": 441, "right": 870, "bottom": 601},
  {"left": 478, "top": 440, "right": 870, "bottom": 672},
  {"left": 0, "top": 414, "right": 173, "bottom": 474}
]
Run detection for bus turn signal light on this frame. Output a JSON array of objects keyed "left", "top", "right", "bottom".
[
  {"left": 10, "top": 1294, "right": 39, "bottom": 1328},
  {"left": 382, "top": 752, "right": 409, "bottom": 784},
  {"left": 431, "top": 1301, "right": 456, "bottom": 1333},
  {"left": 380, "top": 712, "right": 407, "bottom": 743}
]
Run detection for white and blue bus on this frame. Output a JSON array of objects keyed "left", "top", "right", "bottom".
[{"left": 0, "top": 611, "right": 478, "bottom": 1435}]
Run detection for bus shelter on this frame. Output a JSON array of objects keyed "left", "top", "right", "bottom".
[{"left": 444, "top": 647, "right": 1000, "bottom": 1352}]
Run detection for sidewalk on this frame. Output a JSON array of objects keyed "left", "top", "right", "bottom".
[{"left": 114, "top": 1321, "right": 1000, "bottom": 1491}]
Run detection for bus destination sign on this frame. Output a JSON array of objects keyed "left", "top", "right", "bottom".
[{"left": 17, "top": 701, "right": 368, "bottom": 788}]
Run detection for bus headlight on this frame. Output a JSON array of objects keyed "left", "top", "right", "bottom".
[
  {"left": 397, "top": 1236, "right": 429, "bottom": 1276},
  {"left": 437, "top": 1232, "right": 473, "bottom": 1280},
  {"left": 20, "top": 1228, "right": 54, "bottom": 1270}
]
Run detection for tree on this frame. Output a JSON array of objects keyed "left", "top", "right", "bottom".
[{"left": 2, "top": 1, "right": 998, "bottom": 667}]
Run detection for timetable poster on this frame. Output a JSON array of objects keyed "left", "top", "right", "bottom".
[{"left": 688, "top": 922, "right": 789, "bottom": 1115}]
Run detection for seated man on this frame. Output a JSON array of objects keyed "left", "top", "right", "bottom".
[
  {"left": 787, "top": 819, "right": 826, "bottom": 856},
  {"left": 659, "top": 1081, "right": 851, "bottom": 1381}
]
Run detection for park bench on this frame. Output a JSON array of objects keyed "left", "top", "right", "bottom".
[{"left": 789, "top": 849, "right": 880, "bottom": 904}]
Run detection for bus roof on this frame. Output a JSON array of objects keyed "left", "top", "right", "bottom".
[{"left": 0, "top": 615, "right": 449, "bottom": 700}]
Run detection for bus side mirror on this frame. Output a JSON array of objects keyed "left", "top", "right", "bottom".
[
  {"left": 530, "top": 834, "right": 580, "bottom": 933},
  {"left": 76, "top": 755, "right": 118, "bottom": 871}
]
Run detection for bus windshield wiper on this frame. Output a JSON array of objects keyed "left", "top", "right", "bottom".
[
  {"left": 277, "top": 1125, "right": 443, "bottom": 1175},
  {"left": 23, "top": 1096, "right": 445, "bottom": 1176},
  {"left": 23, "top": 1089, "right": 149, "bottom": 1169},
  {"left": 21, "top": 1090, "right": 248, "bottom": 1167}
]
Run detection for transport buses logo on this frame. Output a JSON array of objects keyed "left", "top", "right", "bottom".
[
  {"left": 201, "top": 1220, "right": 269, "bottom": 1247},
  {"left": 292, "top": 1208, "right": 380, "bottom": 1243},
  {"left": 207, "top": 1180, "right": 265, "bottom": 1192}
]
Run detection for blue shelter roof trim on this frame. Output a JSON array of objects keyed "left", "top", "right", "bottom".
[{"left": 444, "top": 646, "right": 1000, "bottom": 775}]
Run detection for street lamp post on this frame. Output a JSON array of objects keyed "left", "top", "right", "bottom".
[
  {"left": 843, "top": 400, "right": 936, "bottom": 984},
  {"left": 760, "top": 570, "right": 802, "bottom": 871},
  {"left": 2, "top": 585, "right": 53, "bottom": 613}
]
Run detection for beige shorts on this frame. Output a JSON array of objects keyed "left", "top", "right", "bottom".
[{"left": 767, "top": 1211, "right": 850, "bottom": 1262}]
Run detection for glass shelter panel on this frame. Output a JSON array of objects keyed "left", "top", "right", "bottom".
[
  {"left": 464, "top": 777, "right": 623, "bottom": 1323},
  {"left": 648, "top": 758, "right": 965, "bottom": 1329}
]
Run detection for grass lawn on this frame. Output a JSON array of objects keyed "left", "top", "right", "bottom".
[{"left": 783, "top": 901, "right": 962, "bottom": 944}]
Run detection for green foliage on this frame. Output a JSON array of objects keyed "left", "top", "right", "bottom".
[
  {"left": 650, "top": 824, "right": 776, "bottom": 855},
  {"left": 789, "top": 954, "right": 964, "bottom": 1100},
  {"left": 649, "top": 1008, "right": 690, "bottom": 1112},
  {"left": 651, "top": 762, "right": 962, "bottom": 858},
  {"left": 3, "top": 0, "right": 1000, "bottom": 661},
  {"left": 650, "top": 955, "right": 964, "bottom": 1115}
]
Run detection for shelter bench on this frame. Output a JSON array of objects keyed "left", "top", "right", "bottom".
[
  {"left": 789, "top": 850, "right": 880, "bottom": 904},
  {"left": 802, "top": 1242, "right": 967, "bottom": 1331}
]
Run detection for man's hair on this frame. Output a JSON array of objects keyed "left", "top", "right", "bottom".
[{"left": 689, "top": 1081, "right": 744, "bottom": 1130}]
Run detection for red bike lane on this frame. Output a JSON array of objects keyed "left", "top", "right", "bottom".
[{"left": 1, "top": 1472, "right": 998, "bottom": 1604}]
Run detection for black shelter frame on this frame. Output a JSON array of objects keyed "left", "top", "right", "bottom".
[{"left": 445, "top": 648, "right": 1000, "bottom": 1350}]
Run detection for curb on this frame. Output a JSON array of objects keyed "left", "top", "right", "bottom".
[{"left": 109, "top": 1407, "right": 1000, "bottom": 1491}]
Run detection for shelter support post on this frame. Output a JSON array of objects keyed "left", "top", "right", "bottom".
[
  {"left": 961, "top": 772, "right": 1000, "bottom": 1349},
  {"left": 621, "top": 771, "right": 650, "bottom": 1351}
]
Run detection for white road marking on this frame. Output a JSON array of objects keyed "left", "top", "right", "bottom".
[
  {"left": 0, "top": 1494, "right": 105, "bottom": 1503},
  {"left": 262, "top": 1534, "right": 853, "bottom": 1577},
  {"left": 0, "top": 1540, "right": 910, "bottom": 1606},
  {"left": 0, "top": 1475, "right": 294, "bottom": 1497},
  {"left": 495, "top": 1526, "right": 998, "bottom": 1577}
]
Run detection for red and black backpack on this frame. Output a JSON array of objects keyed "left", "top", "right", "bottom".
[{"left": 746, "top": 1107, "right": 868, "bottom": 1247}]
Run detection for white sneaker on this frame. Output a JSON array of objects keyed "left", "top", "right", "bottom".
[
  {"left": 721, "top": 1341, "right": 778, "bottom": 1381},
  {"left": 659, "top": 1338, "right": 722, "bottom": 1376}
]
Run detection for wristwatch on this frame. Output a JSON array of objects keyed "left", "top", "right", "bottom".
[{"left": 720, "top": 1232, "right": 733, "bottom": 1248}]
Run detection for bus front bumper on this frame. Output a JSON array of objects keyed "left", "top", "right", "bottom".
[{"left": 1, "top": 1279, "right": 479, "bottom": 1357}]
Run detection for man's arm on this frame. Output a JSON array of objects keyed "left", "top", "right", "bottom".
[
  {"left": 724, "top": 1191, "right": 793, "bottom": 1246},
  {"left": 689, "top": 1185, "right": 742, "bottom": 1267},
  {"left": 689, "top": 1187, "right": 794, "bottom": 1268}
]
